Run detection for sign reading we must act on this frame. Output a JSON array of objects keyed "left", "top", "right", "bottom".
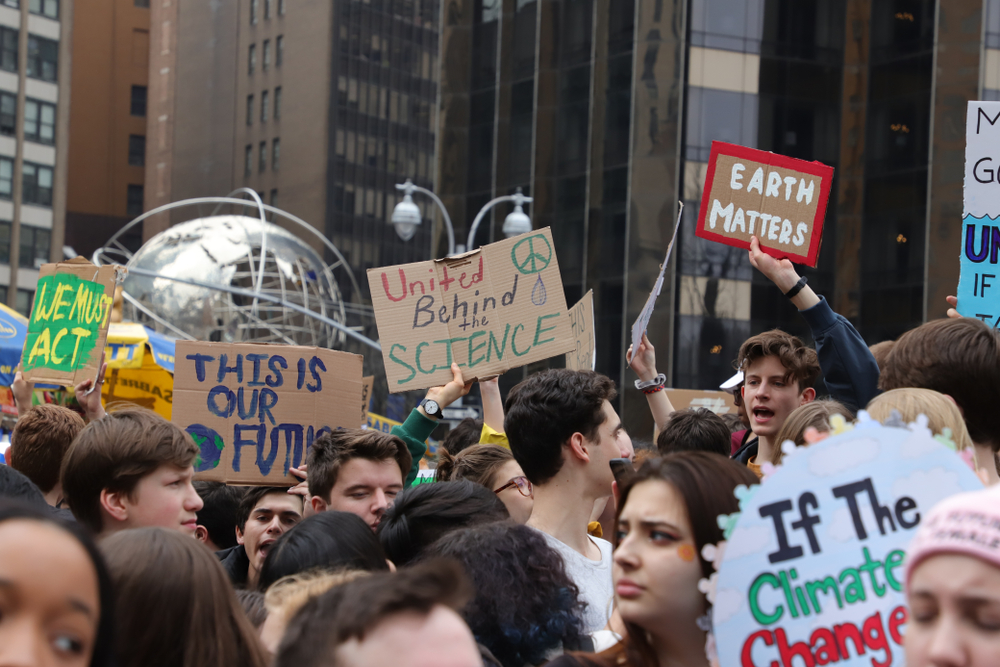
[{"left": 368, "top": 228, "right": 575, "bottom": 391}]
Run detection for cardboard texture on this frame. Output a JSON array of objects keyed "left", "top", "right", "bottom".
[
  {"left": 630, "top": 204, "right": 683, "bottom": 362},
  {"left": 361, "top": 376, "right": 374, "bottom": 426},
  {"left": 696, "top": 142, "right": 834, "bottom": 267},
  {"left": 663, "top": 388, "right": 736, "bottom": 416},
  {"left": 173, "top": 341, "right": 364, "bottom": 485},
  {"left": 711, "top": 421, "right": 982, "bottom": 667},
  {"left": 957, "top": 102, "right": 1000, "bottom": 323},
  {"left": 566, "top": 290, "right": 596, "bottom": 371},
  {"left": 367, "top": 228, "right": 575, "bottom": 391},
  {"left": 20, "top": 258, "right": 124, "bottom": 386}
]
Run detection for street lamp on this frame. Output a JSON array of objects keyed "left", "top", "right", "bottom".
[
  {"left": 466, "top": 187, "right": 533, "bottom": 251},
  {"left": 390, "top": 179, "right": 456, "bottom": 257}
]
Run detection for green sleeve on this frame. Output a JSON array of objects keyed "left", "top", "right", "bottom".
[{"left": 391, "top": 408, "right": 439, "bottom": 485}]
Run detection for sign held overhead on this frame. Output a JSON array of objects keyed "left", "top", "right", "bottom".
[
  {"left": 696, "top": 142, "right": 834, "bottom": 267},
  {"left": 367, "top": 228, "right": 575, "bottom": 391}
]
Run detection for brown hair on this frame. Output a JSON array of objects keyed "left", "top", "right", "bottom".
[
  {"left": 577, "top": 452, "right": 760, "bottom": 667},
  {"left": 879, "top": 318, "right": 1000, "bottom": 449},
  {"left": 866, "top": 388, "right": 974, "bottom": 452},
  {"left": 274, "top": 559, "right": 472, "bottom": 667},
  {"left": 60, "top": 407, "right": 199, "bottom": 533},
  {"left": 101, "top": 527, "right": 269, "bottom": 667},
  {"left": 440, "top": 417, "right": 484, "bottom": 455},
  {"left": 655, "top": 408, "right": 731, "bottom": 457},
  {"left": 8, "top": 404, "right": 85, "bottom": 493},
  {"left": 738, "top": 329, "right": 821, "bottom": 392},
  {"left": 264, "top": 569, "right": 368, "bottom": 622},
  {"left": 306, "top": 428, "right": 411, "bottom": 502},
  {"left": 435, "top": 444, "right": 513, "bottom": 489},
  {"left": 868, "top": 340, "right": 895, "bottom": 373},
  {"left": 771, "top": 400, "right": 854, "bottom": 465}
]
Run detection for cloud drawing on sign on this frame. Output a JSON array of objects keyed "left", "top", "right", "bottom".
[
  {"left": 722, "top": 525, "right": 772, "bottom": 560},
  {"left": 712, "top": 587, "right": 744, "bottom": 625},
  {"left": 898, "top": 429, "right": 952, "bottom": 460},
  {"left": 807, "top": 438, "right": 880, "bottom": 476},
  {"left": 892, "top": 468, "right": 965, "bottom": 517}
]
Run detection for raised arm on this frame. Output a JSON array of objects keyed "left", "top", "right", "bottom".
[
  {"left": 627, "top": 333, "right": 675, "bottom": 432},
  {"left": 479, "top": 376, "right": 505, "bottom": 434}
]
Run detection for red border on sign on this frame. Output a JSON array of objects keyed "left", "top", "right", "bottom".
[{"left": 695, "top": 141, "right": 834, "bottom": 268}]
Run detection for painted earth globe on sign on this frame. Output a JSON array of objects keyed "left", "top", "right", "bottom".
[{"left": 122, "top": 215, "right": 348, "bottom": 347}]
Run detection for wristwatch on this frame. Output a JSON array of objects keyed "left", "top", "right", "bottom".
[{"left": 420, "top": 398, "right": 443, "bottom": 419}]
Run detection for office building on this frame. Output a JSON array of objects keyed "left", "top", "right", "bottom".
[
  {"left": 65, "top": 0, "right": 148, "bottom": 261},
  {"left": 0, "top": 0, "right": 71, "bottom": 315}
]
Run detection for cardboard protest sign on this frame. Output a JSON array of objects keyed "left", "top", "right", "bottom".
[
  {"left": 20, "top": 257, "right": 124, "bottom": 386},
  {"left": 709, "top": 418, "right": 982, "bottom": 667},
  {"left": 566, "top": 290, "right": 596, "bottom": 371},
  {"left": 173, "top": 341, "right": 364, "bottom": 485},
  {"left": 367, "top": 228, "right": 574, "bottom": 391},
  {"left": 361, "top": 375, "right": 374, "bottom": 426},
  {"left": 957, "top": 101, "right": 1000, "bottom": 323},
  {"left": 664, "top": 388, "right": 736, "bottom": 416},
  {"left": 696, "top": 142, "right": 834, "bottom": 267},
  {"left": 630, "top": 204, "right": 683, "bottom": 362}
]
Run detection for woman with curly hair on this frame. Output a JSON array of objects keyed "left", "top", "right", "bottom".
[
  {"left": 548, "top": 451, "right": 759, "bottom": 667},
  {"left": 427, "top": 521, "right": 589, "bottom": 666}
]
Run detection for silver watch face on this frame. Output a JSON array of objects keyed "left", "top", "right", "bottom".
[{"left": 424, "top": 400, "right": 440, "bottom": 416}]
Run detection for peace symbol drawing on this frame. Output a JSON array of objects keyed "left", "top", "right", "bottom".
[{"left": 510, "top": 234, "right": 553, "bottom": 275}]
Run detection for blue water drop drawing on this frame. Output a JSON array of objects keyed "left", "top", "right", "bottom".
[{"left": 531, "top": 275, "right": 547, "bottom": 306}]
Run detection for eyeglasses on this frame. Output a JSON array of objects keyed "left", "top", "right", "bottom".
[{"left": 494, "top": 476, "right": 532, "bottom": 498}]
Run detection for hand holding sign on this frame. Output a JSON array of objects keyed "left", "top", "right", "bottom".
[{"left": 748, "top": 236, "right": 819, "bottom": 310}]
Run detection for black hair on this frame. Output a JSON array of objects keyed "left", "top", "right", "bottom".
[
  {"left": 655, "top": 408, "right": 731, "bottom": 457},
  {"left": 194, "top": 481, "right": 244, "bottom": 549},
  {"left": 0, "top": 500, "right": 116, "bottom": 667},
  {"left": 377, "top": 480, "right": 509, "bottom": 567},
  {"left": 237, "top": 486, "right": 293, "bottom": 532},
  {"left": 440, "top": 418, "right": 484, "bottom": 455},
  {"left": 503, "top": 369, "right": 617, "bottom": 484},
  {"left": 0, "top": 464, "right": 48, "bottom": 509},
  {"left": 428, "top": 522, "right": 585, "bottom": 666},
  {"left": 257, "top": 511, "right": 389, "bottom": 590}
]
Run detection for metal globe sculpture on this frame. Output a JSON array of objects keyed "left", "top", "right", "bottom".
[{"left": 121, "top": 214, "right": 349, "bottom": 347}]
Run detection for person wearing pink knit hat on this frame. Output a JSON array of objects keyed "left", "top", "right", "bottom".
[{"left": 905, "top": 483, "right": 1000, "bottom": 667}]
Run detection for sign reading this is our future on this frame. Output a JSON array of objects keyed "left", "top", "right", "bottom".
[
  {"left": 21, "top": 258, "right": 121, "bottom": 386},
  {"left": 367, "top": 228, "right": 575, "bottom": 391},
  {"left": 566, "top": 290, "right": 595, "bottom": 371},
  {"left": 173, "top": 341, "right": 364, "bottom": 485},
  {"left": 958, "top": 101, "right": 1000, "bottom": 324},
  {"left": 696, "top": 142, "right": 834, "bottom": 267},
  {"left": 711, "top": 421, "right": 982, "bottom": 667}
]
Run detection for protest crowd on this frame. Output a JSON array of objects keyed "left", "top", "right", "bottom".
[{"left": 3, "top": 211, "right": 1000, "bottom": 667}]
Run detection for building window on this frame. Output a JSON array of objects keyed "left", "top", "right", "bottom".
[
  {"left": 23, "top": 99, "right": 55, "bottom": 144},
  {"left": 272, "top": 138, "right": 280, "bottom": 171},
  {"left": 276, "top": 35, "right": 283, "bottom": 66},
  {"left": 130, "top": 85, "right": 147, "bottom": 116},
  {"left": 270, "top": 188, "right": 277, "bottom": 207},
  {"left": 264, "top": 0, "right": 271, "bottom": 19},
  {"left": 244, "top": 145, "right": 252, "bottom": 176},
  {"left": 260, "top": 90, "right": 268, "bottom": 122},
  {"left": 0, "top": 221, "right": 8, "bottom": 264},
  {"left": 259, "top": 141, "right": 267, "bottom": 171},
  {"left": 248, "top": 43, "right": 256, "bottom": 75},
  {"left": 263, "top": 39, "right": 270, "bottom": 70},
  {"left": 0, "top": 1, "right": 18, "bottom": 8},
  {"left": 250, "top": 0, "right": 257, "bottom": 24},
  {"left": 15, "top": 289, "right": 33, "bottom": 316},
  {"left": 0, "top": 27, "right": 17, "bottom": 73},
  {"left": 134, "top": 0, "right": 149, "bottom": 7},
  {"left": 246, "top": 94, "right": 253, "bottom": 126},
  {"left": 278, "top": 0, "right": 284, "bottom": 15},
  {"left": 19, "top": 224, "right": 49, "bottom": 269},
  {"left": 126, "top": 184, "right": 144, "bottom": 217},
  {"left": 27, "top": 36, "right": 58, "bottom": 82},
  {"left": 28, "top": 0, "right": 58, "bottom": 18},
  {"left": 0, "top": 158, "right": 11, "bottom": 199},
  {"left": 128, "top": 134, "right": 145, "bottom": 166},
  {"left": 0, "top": 92, "right": 14, "bottom": 137},
  {"left": 22, "top": 162, "right": 53, "bottom": 207},
  {"left": 274, "top": 86, "right": 281, "bottom": 119}
]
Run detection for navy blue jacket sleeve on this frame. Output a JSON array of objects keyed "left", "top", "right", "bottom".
[{"left": 799, "top": 296, "right": 881, "bottom": 412}]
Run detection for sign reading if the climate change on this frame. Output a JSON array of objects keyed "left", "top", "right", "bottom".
[
  {"left": 711, "top": 420, "right": 982, "bottom": 667},
  {"left": 367, "top": 228, "right": 574, "bottom": 391}
]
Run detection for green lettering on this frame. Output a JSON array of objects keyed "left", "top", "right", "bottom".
[
  {"left": 859, "top": 546, "right": 887, "bottom": 597},
  {"left": 389, "top": 344, "right": 417, "bottom": 384},
  {"left": 532, "top": 312, "right": 561, "bottom": 346},
  {"left": 805, "top": 576, "right": 843, "bottom": 614},
  {"left": 433, "top": 337, "right": 469, "bottom": 367},
  {"left": 468, "top": 331, "right": 487, "bottom": 367},
  {"left": 839, "top": 568, "right": 866, "bottom": 604},
  {"left": 748, "top": 573, "right": 783, "bottom": 625},
  {"left": 778, "top": 570, "right": 799, "bottom": 618},
  {"left": 884, "top": 549, "right": 905, "bottom": 592},
  {"left": 511, "top": 323, "right": 530, "bottom": 357},
  {"left": 487, "top": 324, "right": 510, "bottom": 362},
  {"left": 415, "top": 341, "right": 437, "bottom": 375}
]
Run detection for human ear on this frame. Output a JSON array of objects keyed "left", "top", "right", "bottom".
[
  {"left": 800, "top": 387, "right": 816, "bottom": 405},
  {"left": 194, "top": 525, "right": 210, "bottom": 544},
  {"left": 310, "top": 495, "right": 329, "bottom": 514},
  {"left": 567, "top": 432, "right": 590, "bottom": 464},
  {"left": 99, "top": 488, "right": 130, "bottom": 523},
  {"left": 236, "top": 526, "right": 245, "bottom": 546}
]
